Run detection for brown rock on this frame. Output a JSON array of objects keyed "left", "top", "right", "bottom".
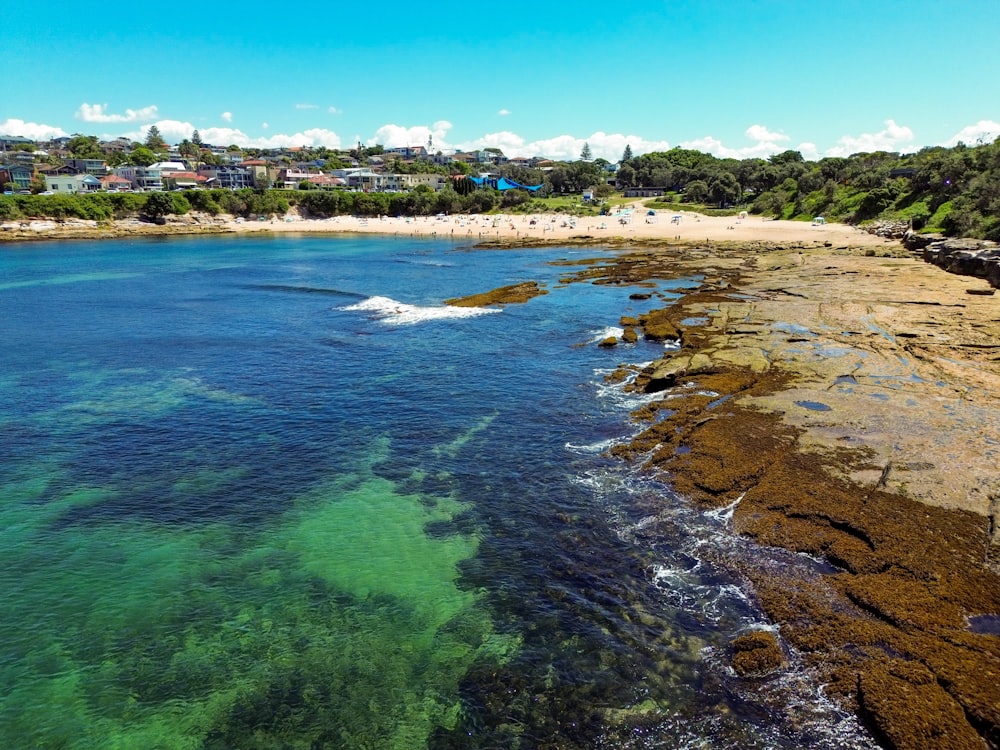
[{"left": 731, "top": 631, "right": 784, "bottom": 676}]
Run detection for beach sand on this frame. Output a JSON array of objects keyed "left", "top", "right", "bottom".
[
  {"left": 2, "top": 202, "right": 898, "bottom": 248},
  {"left": 225, "top": 203, "right": 896, "bottom": 248}
]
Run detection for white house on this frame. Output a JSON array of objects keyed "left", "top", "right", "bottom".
[{"left": 45, "top": 173, "right": 102, "bottom": 193}]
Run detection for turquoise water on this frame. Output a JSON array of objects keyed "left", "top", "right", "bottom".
[{"left": 0, "top": 235, "right": 875, "bottom": 748}]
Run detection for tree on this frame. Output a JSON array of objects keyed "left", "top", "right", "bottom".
[
  {"left": 708, "top": 172, "right": 740, "bottom": 207},
  {"left": 684, "top": 180, "right": 709, "bottom": 203},
  {"left": 145, "top": 125, "right": 167, "bottom": 151},
  {"left": 142, "top": 191, "right": 174, "bottom": 222},
  {"left": 128, "top": 146, "right": 156, "bottom": 166},
  {"left": 178, "top": 139, "right": 198, "bottom": 158},
  {"left": 616, "top": 163, "right": 637, "bottom": 188},
  {"left": 621, "top": 144, "right": 633, "bottom": 163},
  {"left": 580, "top": 142, "right": 592, "bottom": 162},
  {"left": 191, "top": 129, "right": 202, "bottom": 146},
  {"left": 67, "top": 135, "right": 103, "bottom": 159}
]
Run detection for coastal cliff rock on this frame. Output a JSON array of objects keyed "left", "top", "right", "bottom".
[{"left": 922, "top": 237, "right": 1000, "bottom": 288}]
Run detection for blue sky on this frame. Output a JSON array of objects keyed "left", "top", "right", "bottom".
[{"left": 2, "top": 0, "right": 997, "bottom": 161}]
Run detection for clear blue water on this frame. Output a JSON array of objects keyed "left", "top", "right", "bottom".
[{"left": 0, "top": 235, "right": 875, "bottom": 748}]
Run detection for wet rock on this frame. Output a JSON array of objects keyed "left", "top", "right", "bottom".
[
  {"left": 637, "top": 308, "right": 680, "bottom": 341},
  {"left": 444, "top": 281, "right": 547, "bottom": 307},
  {"left": 598, "top": 336, "right": 618, "bottom": 348},
  {"left": 731, "top": 631, "right": 784, "bottom": 676},
  {"left": 859, "top": 661, "right": 986, "bottom": 750},
  {"left": 622, "top": 327, "right": 639, "bottom": 344}
]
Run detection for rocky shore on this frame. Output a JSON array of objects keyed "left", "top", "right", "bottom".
[{"left": 546, "top": 240, "right": 1000, "bottom": 749}]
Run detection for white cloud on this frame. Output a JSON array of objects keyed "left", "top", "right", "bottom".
[
  {"left": 115, "top": 119, "right": 340, "bottom": 149},
  {"left": 371, "top": 121, "right": 454, "bottom": 149},
  {"left": 745, "top": 124, "right": 789, "bottom": 143},
  {"left": 295, "top": 103, "right": 319, "bottom": 110},
  {"left": 498, "top": 108, "right": 511, "bottom": 116},
  {"left": 798, "top": 142, "right": 820, "bottom": 161},
  {"left": 824, "top": 119, "right": 915, "bottom": 157},
  {"left": 0, "top": 118, "right": 68, "bottom": 141},
  {"left": 679, "top": 134, "right": 791, "bottom": 160},
  {"left": 457, "top": 131, "right": 671, "bottom": 161},
  {"left": 941, "top": 119, "right": 1000, "bottom": 147},
  {"left": 221, "top": 111, "right": 233, "bottom": 123},
  {"left": 328, "top": 106, "right": 341, "bottom": 115},
  {"left": 76, "top": 103, "right": 158, "bottom": 123}
]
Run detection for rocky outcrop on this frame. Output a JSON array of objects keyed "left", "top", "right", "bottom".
[
  {"left": 444, "top": 281, "right": 547, "bottom": 307},
  {"left": 922, "top": 237, "right": 1000, "bottom": 287}
]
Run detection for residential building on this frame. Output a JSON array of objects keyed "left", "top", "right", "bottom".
[
  {"left": 0, "top": 164, "right": 34, "bottom": 190},
  {"left": 198, "top": 165, "right": 253, "bottom": 190},
  {"left": 45, "top": 173, "right": 102, "bottom": 193},
  {"left": 162, "top": 171, "right": 208, "bottom": 190},
  {"left": 115, "top": 165, "right": 163, "bottom": 191},
  {"left": 239, "top": 160, "right": 278, "bottom": 188},
  {"left": 66, "top": 158, "right": 109, "bottom": 176},
  {"left": 398, "top": 174, "right": 446, "bottom": 191},
  {"left": 384, "top": 145, "right": 428, "bottom": 160},
  {"left": 100, "top": 174, "right": 133, "bottom": 191}
]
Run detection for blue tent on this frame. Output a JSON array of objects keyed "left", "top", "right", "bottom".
[{"left": 468, "top": 176, "right": 542, "bottom": 192}]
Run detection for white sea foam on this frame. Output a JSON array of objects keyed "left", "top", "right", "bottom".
[
  {"left": 565, "top": 436, "right": 625, "bottom": 455},
  {"left": 587, "top": 326, "right": 624, "bottom": 344},
  {"left": 341, "top": 295, "right": 501, "bottom": 325}
]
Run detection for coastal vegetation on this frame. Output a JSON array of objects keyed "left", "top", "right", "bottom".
[
  {"left": 617, "top": 138, "right": 1000, "bottom": 239},
  {"left": 3, "top": 138, "right": 997, "bottom": 238}
]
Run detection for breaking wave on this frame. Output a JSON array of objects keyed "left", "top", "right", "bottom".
[{"left": 341, "top": 295, "right": 501, "bottom": 325}]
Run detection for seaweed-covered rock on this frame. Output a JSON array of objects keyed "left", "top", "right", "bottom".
[{"left": 731, "top": 631, "right": 784, "bottom": 676}]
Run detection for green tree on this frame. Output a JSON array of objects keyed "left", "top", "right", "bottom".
[
  {"left": 67, "top": 135, "right": 103, "bottom": 159},
  {"left": 580, "top": 142, "right": 592, "bottom": 161},
  {"left": 178, "top": 139, "right": 198, "bottom": 158},
  {"left": 145, "top": 125, "right": 167, "bottom": 151},
  {"left": 621, "top": 144, "right": 633, "bottom": 163},
  {"left": 128, "top": 146, "right": 156, "bottom": 167},
  {"left": 708, "top": 172, "right": 740, "bottom": 207},
  {"left": 684, "top": 180, "right": 709, "bottom": 203},
  {"left": 616, "top": 163, "right": 637, "bottom": 188},
  {"left": 191, "top": 129, "right": 202, "bottom": 146},
  {"left": 142, "top": 191, "right": 174, "bottom": 222}
]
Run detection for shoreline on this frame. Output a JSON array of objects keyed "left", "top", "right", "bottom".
[
  {"left": 561, "top": 243, "right": 1000, "bottom": 749},
  {"left": 0, "top": 204, "right": 902, "bottom": 248}
]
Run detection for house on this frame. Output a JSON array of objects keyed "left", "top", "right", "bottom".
[
  {"left": 149, "top": 161, "right": 189, "bottom": 174},
  {"left": 198, "top": 165, "right": 253, "bottom": 190},
  {"left": 0, "top": 164, "right": 34, "bottom": 190},
  {"left": 239, "top": 160, "right": 278, "bottom": 188},
  {"left": 114, "top": 165, "right": 163, "bottom": 191},
  {"left": 384, "top": 145, "right": 428, "bottom": 160},
  {"left": 45, "top": 173, "right": 102, "bottom": 193},
  {"left": 66, "top": 158, "right": 109, "bottom": 176},
  {"left": 162, "top": 171, "right": 208, "bottom": 190},
  {"left": 398, "top": 173, "right": 446, "bottom": 191},
  {"left": 100, "top": 174, "right": 133, "bottom": 192}
]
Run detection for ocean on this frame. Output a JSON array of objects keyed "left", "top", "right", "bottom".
[{"left": 0, "top": 234, "right": 876, "bottom": 748}]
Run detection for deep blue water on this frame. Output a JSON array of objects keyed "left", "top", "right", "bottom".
[{"left": 0, "top": 234, "right": 875, "bottom": 748}]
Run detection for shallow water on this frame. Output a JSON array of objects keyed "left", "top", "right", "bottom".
[{"left": 0, "top": 235, "right": 876, "bottom": 748}]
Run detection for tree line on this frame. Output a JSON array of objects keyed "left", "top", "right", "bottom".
[{"left": 615, "top": 138, "right": 1000, "bottom": 240}]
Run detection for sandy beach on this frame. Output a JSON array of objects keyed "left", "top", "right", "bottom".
[
  {"left": 1, "top": 202, "right": 898, "bottom": 248},
  {"left": 229, "top": 204, "right": 899, "bottom": 247}
]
